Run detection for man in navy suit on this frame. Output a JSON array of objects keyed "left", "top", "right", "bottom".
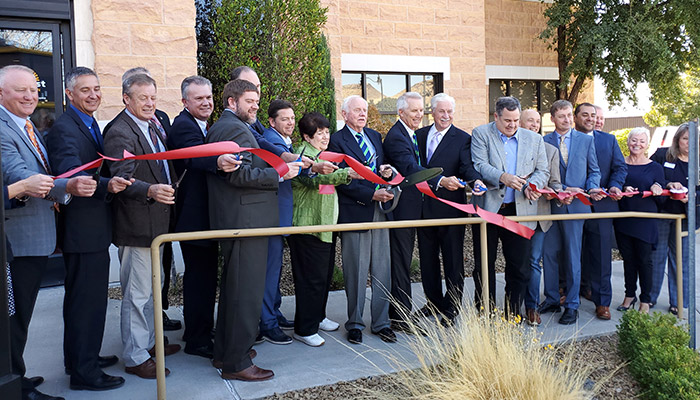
[
  {"left": 258, "top": 99, "right": 297, "bottom": 344},
  {"left": 539, "top": 100, "right": 601, "bottom": 325},
  {"left": 415, "top": 93, "right": 481, "bottom": 326},
  {"left": 46, "top": 67, "right": 133, "bottom": 391},
  {"left": 328, "top": 95, "right": 396, "bottom": 345},
  {"left": 0, "top": 64, "right": 97, "bottom": 400},
  {"left": 167, "top": 76, "right": 240, "bottom": 359},
  {"left": 574, "top": 103, "right": 626, "bottom": 320}
]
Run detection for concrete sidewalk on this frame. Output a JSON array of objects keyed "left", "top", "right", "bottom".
[{"left": 24, "top": 260, "right": 700, "bottom": 400}]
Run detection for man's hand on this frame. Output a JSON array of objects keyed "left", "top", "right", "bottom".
[
  {"left": 348, "top": 169, "right": 363, "bottom": 180},
  {"left": 148, "top": 184, "right": 175, "bottom": 204},
  {"left": 14, "top": 174, "right": 54, "bottom": 198},
  {"left": 472, "top": 179, "right": 486, "bottom": 196},
  {"left": 440, "top": 176, "right": 464, "bottom": 191},
  {"left": 608, "top": 186, "right": 623, "bottom": 201},
  {"left": 499, "top": 172, "right": 527, "bottom": 191},
  {"left": 66, "top": 175, "right": 97, "bottom": 197},
  {"left": 280, "top": 152, "right": 298, "bottom": 163},
  {"left": 667, "top": 182, "right": 685, "bottom": 190},
  {"left": 107, "top": 177, "right": 134, "bottom": 194},
  {"left": 565, "top": 186, "right": 585, "bottom": 194},
  {"left": 282, "top": 161, "right": 304, "bottom": 180},
  {"left": 217, "top": 154, "right": 242, "bottom": 172},
  {"left": 311, "top": 161, "right": 338, "bottom": 175},
  {"left": 524, "top": 186, "right": 541, "bottom": 201},
  {"left": 379, "top": 164, "right": 393, "bottom": 179},
  {"left": 589, "top": 188, "right": 605, "bottom": 201},
  {"left": 543, "top": 186, "right": 556, "bottom": 201},
  {"left": 372, "top": 188, "right": 394, "bottom": 202}
]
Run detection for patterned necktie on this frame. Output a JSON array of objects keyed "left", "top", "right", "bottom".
[
  {"left": 427, "top": 132, "right": 442, "bottom": 162},
  {"left": 148, "top": 122, "right": 169, "bottom": 183},
  {"left": 25, "top": 120, "right": 50, "bottom": 173},
  {"left": 354, "top": 131, "right": 376, "bottom": 172},
  {"left": 150, "top": 116, "right": 167, "bottom": 142},
  {"left": 559, "top": 135, "right": 569, "bottom": 165},
  {"left": 411, "top": 132, "right": 420, "bottom": 166}
]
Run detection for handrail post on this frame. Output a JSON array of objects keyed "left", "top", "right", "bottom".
[
  {"left": 151, "top": 242, "right": 167, "bottom": 400},
  {"left": 676, "top": 218, "right": 684, "bottom": 320},
  {"left": 480, "top": 221, "right": 489, "bottom": 315}
]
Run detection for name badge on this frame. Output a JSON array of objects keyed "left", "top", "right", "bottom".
[{"left": 664, "top": 162, "right": 676, "bottom": 169}]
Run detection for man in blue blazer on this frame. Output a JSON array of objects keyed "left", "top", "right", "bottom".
[
  {"left": 258, "top": 99, "right": 297, "bottom": 344},
  {"left": 539, "top": 100, "right": 601, "bottom": 325},
  {"left": 167, "top": 76, "right": 240, "bottom": 359},
  {"left": 574, "top": 103, "right": 626, "bottom": 320},
  {"left": 0, "top": 64, "right": 97, "bottom": 400},
  {"left": 328, "top": 95, "right": 396, "bottom": 345}
]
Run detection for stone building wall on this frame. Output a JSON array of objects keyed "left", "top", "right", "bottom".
[{"left": 90, "top": 0, "right": 198, "bottom": 121}]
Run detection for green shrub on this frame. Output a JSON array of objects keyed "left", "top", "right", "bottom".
[
  {"left": 617, "top": 311, "right": 700, "bottom": 400},
  {"left": 612, "top": 128, "right": 631, "bottom": 156}
]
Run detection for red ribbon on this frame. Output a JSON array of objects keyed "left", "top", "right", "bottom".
[
  {"left": 53, "top": 142, "right": 289, "bottom": 179},
  {"left": 528, "top": 183, "right": 592, "bottom": 205},
  {"left": 318, "top": 151, "right": 404, "bottom": 186}
]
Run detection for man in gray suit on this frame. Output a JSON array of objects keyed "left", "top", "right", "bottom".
[
  {"left": 519, "top": 109, "right": 562, "bottom": 325},
  {"left": 471, "top": 97, "right": 549, "bottom": 319},
  {"left": 206, "top": 79, "right": 301, "bottom": 381},
  {"left": 0, "top": 64, "right": 96, "bottom": 400},
  {"left": 103, "top": 73, "right": 181, "bottom": 380}
]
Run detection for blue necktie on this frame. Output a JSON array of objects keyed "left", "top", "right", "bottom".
[
  {"left": 354, "top": 132, "right": 376, "bottom": 173},
  {"left": 411, "top": 132, "right": 420, "bottom": 166},
  {"left": 89, "top": 120, "right": 103, "bottom": 151}
]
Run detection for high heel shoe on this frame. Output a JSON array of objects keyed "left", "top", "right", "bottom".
[{"left": 616, "top": 296, "right": 637, "bottom": 312}]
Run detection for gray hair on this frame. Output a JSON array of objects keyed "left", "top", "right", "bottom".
[
  {"left": 628, "top": 127, "right": 650, "bottom": 143},
  {"left": 122, "top": 67, "right": 150, "bottom": 82},
  {"left": 0, "top": 64, "right": 35, "bottom": 87},
  {"left": 495, "top": 96, "right": 521, "bottom": 116},
  {"left": 430, "top": 93, "right": 455, "bottom": 110},
  {"left": 181, "top": 75, "right": 212, "bottom": 100},
  {"left": 122, "top": 73, "right": 156, "bottom": 97},
  {"left": 66, "top": 67, "right": 98, "bottom": 92},
  {"left": 396, "top": 92, "right": 423, "bottom": 113},
  {"left": 341, "top": 95, "right": 368, "bottom": 113}
]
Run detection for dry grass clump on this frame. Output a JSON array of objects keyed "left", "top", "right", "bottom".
[{"left": 377, "top": 306, "right": 596, "bottom": 400}]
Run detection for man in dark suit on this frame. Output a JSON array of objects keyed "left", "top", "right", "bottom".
[
  {"left": 415, "top": 93, "right": 481, "bottom": 326},
  {"left": 166, "top": 76, "right": 240, "bottom": 359},
  {"left": 0, "top": 64, "right": 97, "bottom": 400},
  {"left": 103, "top": 73, "right": 182, "bottom": 379},
  {"left": 540, "top": 100, "right": 601, "bottom": 325},
  {"left": 328, "top": 95, "right": 396, "bottom": 345},
  {"left": 46, "top": 67, "right": 132, "bottom": 391},
  {"left": 206, "top": 79, "right": 301, "bottom": 381},
  {"left": 575, "top": 103, "right": 626, "bottom": 320}
]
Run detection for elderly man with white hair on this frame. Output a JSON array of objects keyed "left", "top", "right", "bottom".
[{"left": 328, "top": 95, "right": 397, "bottom": 345}]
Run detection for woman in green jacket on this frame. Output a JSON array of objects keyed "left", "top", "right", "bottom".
[{"left": 288, "top": 112, "right": 361, "bottom": 347}]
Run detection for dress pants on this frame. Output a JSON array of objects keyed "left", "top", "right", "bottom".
[
  {"left": 581, "top": 219, "right": 614, "bottom": 306},
  {"left": 259, "top": 235, "right": 285, "bottom": 332},
  {"left": 341, "top": 207, "right": 391, "bottom": 332},
  {"left": 118, "top": 246, "right": 163, "bottom": 367},
  {"left": 649, "top": 219, "right": 671, "bottom": 304},
  {"left": 667, "top": 222, "right": 690, "bottom": 308},
  {"left": 543, "top": 219, "right": 584, "bottom": 310},
  {"left": 418, "top": 224, "right": 465, "bottom": 318},
  {"left": 471, "top": 203, "right": 531, "bottom": 317},
  {"left": 388, "top": 227, "right": 415, "bottom": 322},
  {"left": 161, "top": 242, "right": 174, "bottom": 310},
  {"left": 181, "top": 242, "right": 218, "bottom": 348},
  {"left": 214, "top": 237, "right": 268, "bottom": 373},
  {"left": 9, "top": 256, "right": 48, "bottom": 393},
  {"left": 616, "top": 231, "right": 654, "bottom": 303},
  {"left": 63, "top": 250, "right": 110, "bottom": 382},
  {"left": 525, "top": 227, "right": 546, "bottom": 309},
  {"left": 288, "top": 234, "right": 334, "bottom": 336}
]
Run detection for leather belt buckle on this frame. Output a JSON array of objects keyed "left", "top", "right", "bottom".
[{"left": 500, "top": 202, "right": 514, "bottom": 210}]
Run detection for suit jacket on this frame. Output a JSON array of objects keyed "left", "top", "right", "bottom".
[
  {"left": 167, "top": 109, "right": 218, "bottom": 236},
  {"left": 470, "top": 123, "right": 549, "bottom": 230},
  {"left": 328, "top": 125, "right": 385, "bottom": 224},
  {"left": 103, "top": 110, "right": 176, "bottom": 247},
  {"left": 45, "top": 106, "right": 112, "bottom": 253},
  {"left": 416, "top": 124, "right": 480, "bottom": 219},
  {"left": 262, "top": 127, "right": 293, "bottom": 228},
  {"left": 537, "top": 142, "right": 562, "bottom": 232},
  {"left": 205, "top": 110, "right": 279, "bottom": 230},
  {"left": 383, "top": 120, "right": 439, "bottom": 221},
  {"left": 0, "top": 107, "right": 69, "bottom": 257},
  {"left": 543, "top": 129, "right": 601, "bottom": 214},
  {"left": 104, "top": 108, "right": 170, "bottom": 138},
  {"left": 590, "top": 130, "right": 627, "bottom": 212}
]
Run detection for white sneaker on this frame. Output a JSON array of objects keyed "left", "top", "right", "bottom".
[
  {"left": 294, "top": 333, "right": 325, "bottom": 347},
  {"left": 319, "top": 318, "right": 340, "bottom": 332}
]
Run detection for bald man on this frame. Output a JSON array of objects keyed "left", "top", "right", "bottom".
[{"left": 520, "top": 109, "right": 541, "bottom": 134}]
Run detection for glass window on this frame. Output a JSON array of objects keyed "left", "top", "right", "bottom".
[
  {"left": 487, "top": 79, "right": 558, "bottom": 123},
  {"left": 410, "top": 74, "right": 434, "bottom": 111},
  {"left": 341, "top": 72, "right": 362, "bottom": 99},
  {"left": 510, "top": 80, "right": 537, "bottom": 110},
  {"left": 365, "top": 73, "right": 404, "bottom": 113},
  {"left": 540, "top": 81, "right": 557, "bottom": 113}
]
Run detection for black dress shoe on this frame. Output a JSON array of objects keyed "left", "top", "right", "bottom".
[
  {"left": 558, "top": 308, "right": 578, "bottom": 325},
  {"left": 347, "top": 328, "right": 362, "bottom": 344},
  {"left": 28, "top": 376, "right": 44, "bottom": 387},
  {"left": 23, "top": 388, "right": 65, "bottom": 400},
  {"left": 163, "top": 311, "right": 182, "bottom": 331},
  {"left": 260, "top": 327, "right": 292, "bottom": 345},
  {"left": 374, "top": 327, "right": 397, "bottom": 343},
  {"left": 537, "top": 302, "right": 561, "bottom": 314},
  {"left": 277, "top": 315, "right": 294, "bottom": 330},
  {"left": 70, "top": 373, "right": 125, "bottom": 391},
  {"left": 185, "top": 342, "right": 214, "bottom": 359},
  {"left": 65, "top": 355, "right": 120, "bottom": 374}
]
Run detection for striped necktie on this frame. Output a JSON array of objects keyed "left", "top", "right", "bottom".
[
  {"left": 25, "top": 120, "right": 50, "bottom": 173},
  {"left": 411, "top": 132, "right": 420, "bottom": 166},
  {"left": 148, "top": 122, "right": 170, "bottom": 183},
  {"left": 354, "top": 131, "right": 376, "bottom": 172},
  {"left": 150, "top": 116, "right": 167, "bottom": 142}
]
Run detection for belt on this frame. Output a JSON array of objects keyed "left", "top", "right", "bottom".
[{"left": 500, "top": 202, "right": 515, "bottom": 210}]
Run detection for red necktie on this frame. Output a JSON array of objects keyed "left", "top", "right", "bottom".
[{"left": 25, "top": 120, "right": 51, "bottom": 173}]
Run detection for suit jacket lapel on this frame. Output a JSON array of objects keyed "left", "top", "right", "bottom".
[
  {"left": 429, "top": 125, "right": 455, "bottom": 163},
  {"left": 490, "top": 123, "right": 507, "bottom": 171},
  {"left": 67, "top": 107, "right": 101, "bottom": 152},
  {"left": 122, "top": 113, "right": 165, "bottom": 183},
  {"left": 0, "top": 109, "right": 47, "bottom": 168},
  {"left": 396, "top": 122, "right": 419, "bottom": 163},
  {"left": 340, "top": 126, "right": 367, "bottom": 164},
  {"left": 416, "top": 125, "right": 430, "bottom": 166}
]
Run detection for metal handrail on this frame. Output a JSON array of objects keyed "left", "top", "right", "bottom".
[{"left": 148, "top": 210, "right": 686, "bottom": 399}]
